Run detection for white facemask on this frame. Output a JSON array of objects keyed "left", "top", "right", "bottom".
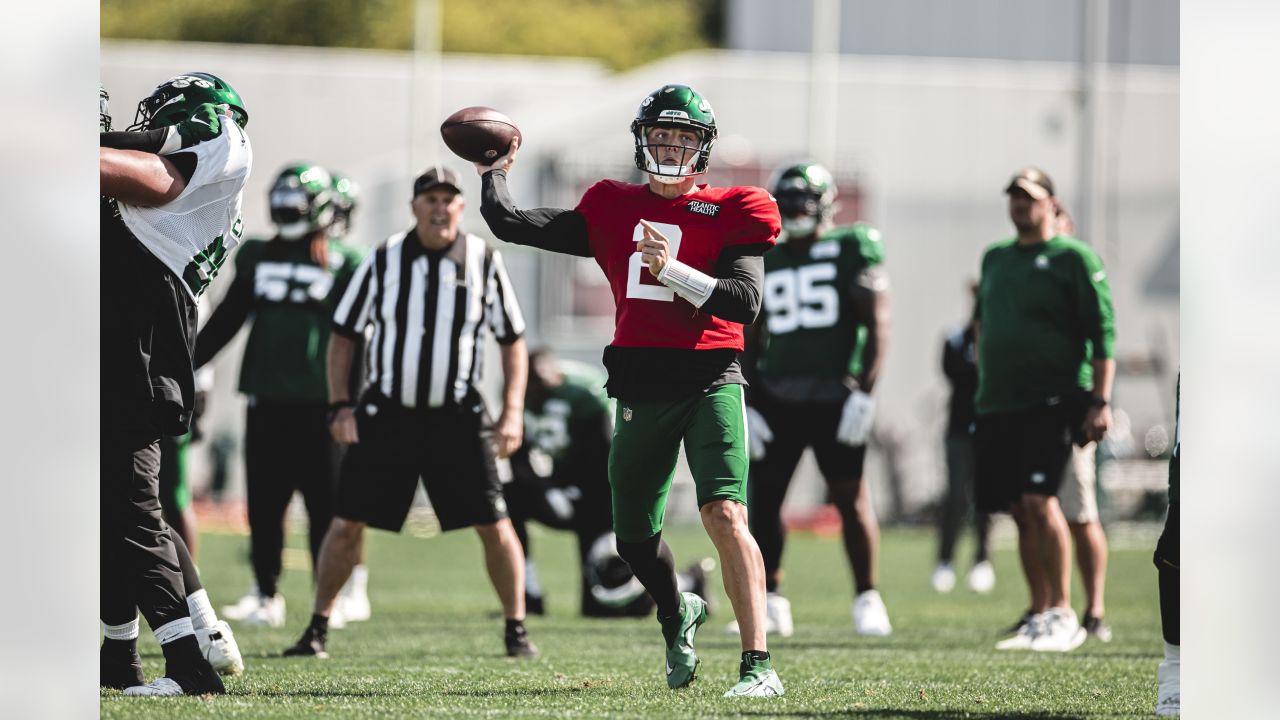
[
  {"left": 642, "top": 147, "right": 701, "bottom": 184},
  {"left": 276, "top": 221, "right": 310, "bottom": 240},
  {"left": 782, "top": 216, "right": 818, "bottom": 237}
]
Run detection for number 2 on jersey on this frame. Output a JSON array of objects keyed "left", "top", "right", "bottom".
[{"left": 625, "top": 220, "right": 683, "bottom": 301}]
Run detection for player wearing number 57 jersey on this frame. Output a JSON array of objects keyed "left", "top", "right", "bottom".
[
  {"left": 739, "top": 162, "right": 893, "bottom": 640},
  {"left": 477, "top": 84, "right": 784, "bottom": 698}
]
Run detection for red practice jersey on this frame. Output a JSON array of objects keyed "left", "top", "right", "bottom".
[{"left": 575, "top": 180, "right": 780, "bottom": 351}]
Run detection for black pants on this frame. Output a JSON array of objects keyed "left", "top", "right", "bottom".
[
  {"left": 938, "top": 433, "right": 991, "bottom": 564},
  {"left": 244, "top": 400, "right": 339, "bottom": 596},
  {"left": 101, "top": 426, "right": 189, "bottom": 629}
]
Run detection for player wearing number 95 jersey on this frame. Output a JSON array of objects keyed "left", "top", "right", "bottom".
[
  {"left": 477, "top": 84, "right": 785, "bottom": 698},
  {"left": 740, "top": 162, "right": 893, "bottom": 640}
]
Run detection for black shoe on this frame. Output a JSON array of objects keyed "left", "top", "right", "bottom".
[
  {"left": 283, "top": 626, "right": 329, "bottom": 659},
  {"left": 100, "top": 644, "right": 145, "bottom": 689},
  {"left": 505, "top": 628, "right": 540, "bottom": 659},
  {"left": 1083, "top": 614, "right": 1113, "bottom": 642},
  {"left": 170, "top": 661, "right": 227, "bottom": 695},
  {"left": 526, "top": 594, "right": 546, "bottom": 616}
]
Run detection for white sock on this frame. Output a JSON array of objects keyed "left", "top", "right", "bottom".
[
  {"left": 524, "top": 560, "right": 542, "bottom": 597},
  {"left": 103, "top": 615, "right": 140, "bottom": 641},
  {"left": 186, "top": 589, "right": 218, "bottom": 631},
  {"left": 350, "top": 564, "right": 369, "bottom": 590},
  {"left": 153, "top": 617, "right": 195, "bottom": 645},
  {"left": 1164, "top": 641, "right": 1180, "bottom": 663}
]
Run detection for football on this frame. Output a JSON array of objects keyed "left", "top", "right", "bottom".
[{"left": 440, "top": 107, "right": 520, "bottom": 164}]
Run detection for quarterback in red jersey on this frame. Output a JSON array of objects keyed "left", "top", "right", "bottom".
[{"left": 477, "top": 84, "right": 783, "bottom": 698}]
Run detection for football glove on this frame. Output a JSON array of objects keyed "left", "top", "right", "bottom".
[
  {"left": 746, "top": 406, "right": 773, "bottom": 461},
  {"left": 161, "top": 103, "right": 227, "bottom": 154},
  {"left": 835, "top": 390, "right": 875, "bottom": 447}
]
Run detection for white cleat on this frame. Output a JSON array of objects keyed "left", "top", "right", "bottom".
[
  {"left": 240, "top": 594, "right": 286, "bottom": 628},
  {"left": 221, "top": 589, "right": 261, "bottom": 621},
  {"left": 724, "top": 592, "right": 793, "bottom": 638},
  {"left": 123, "top": 677, "right": 184, "bottom": 697},
  {"left": 1156, "top": 656, "right": 1180, "bottom": 715},
  {"left": 723, "top": 668, "right": 785, "bottom": 698},
  {"left": 995, "top": 613, "right": 1042, "bottom": 650},
  {"left": 931, "top": 563, "right": 957, "bottom": 593},
  {"left": 967, "top": 560, "right": 996, "bottom": 594},
  {"left": 852, "top": 589, "right": 892, "bottom": 636},
  {"left": 197, "top": 620, "right": 245, "bottom": 675},
  {"left": 1029, "top": 607, "right": 1086, "bottom": 652}
]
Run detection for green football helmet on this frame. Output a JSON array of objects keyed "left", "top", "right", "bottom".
[
  {"left": 769, "top": 162, "right": 836, "bottom": 237},
  {"left": 269, "top": 163, "right": 336, "bottom": 240},
  {"left": 329, "top": 171, "right": 359, "bottom": 238},
  {"left": 129, "top": 72, "right": 248, "bottom": 132},
  {"left": 100, "top": 84, "right": 111, "bottom": 132},
  {"left": 630, "top": 84, "right": 717, "bottom": 183}
]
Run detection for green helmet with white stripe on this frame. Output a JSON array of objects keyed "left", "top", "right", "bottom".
[{"left": 630, "top": 84, "right": 717, "bottom": 183}]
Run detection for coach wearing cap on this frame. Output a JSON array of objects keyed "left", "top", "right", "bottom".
[
  {"left": 974, "top": 167, "right": 1116, "bottom": 653},
  {"left": 283, "top": 165, "right": 540, "bottom": 659}
]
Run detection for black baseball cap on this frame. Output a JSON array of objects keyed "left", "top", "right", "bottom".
[
  {"left": 1004, "top": 167, "right": 1055, "bottom": 199},
  {"left": 413, "top": 165, "right": 462, "bottom": 195}
]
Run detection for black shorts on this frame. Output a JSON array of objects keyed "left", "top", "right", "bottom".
[
  {"left": 973, "top": 402, "right": 1076, "bottom": 513},
  {"left": 335, "top": 393, "right": 506, "bottom": 532},
  {"left": 754, "top": 397, "right": 868, "bottom": 486},
  {"left": 1154, "top": 500, "right": 1179, "bottom": 571}
]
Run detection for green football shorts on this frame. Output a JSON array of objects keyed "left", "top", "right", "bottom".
[{"left": 608, "top": 383, "right": 750, "bottom": 543}]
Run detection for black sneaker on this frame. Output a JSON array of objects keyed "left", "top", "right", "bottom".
[
  {"left": 505, "top": 626, "right": 540, "bottom": 659},
  {"left": 124, "top": 661, "right": 225, "bottom": 696},
  {"left": 100, "top": 643, "right": 145, "bottom": 689},
  {"left": 1083, "top": 614, "right": 1113, "bottom": 642},
  {"left": 283, "top": 626, "right": 329, "bottom": 659}
]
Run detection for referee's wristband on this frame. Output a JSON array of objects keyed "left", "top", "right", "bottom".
[
  {"left": 1088, "top": 395, "right": 1109, "bottom": 409},
  {"left": 327, "top": 400, "right": 357, "bottom": 422}
]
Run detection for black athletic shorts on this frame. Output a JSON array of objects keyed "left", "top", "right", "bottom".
[
  {"left": 335, "top": 392, "right": 506, "bottom": 532},
  {"left": 755, "top": 398, "right": 868, "bottom": 484},
  {"left": 1154, "top": 500, "right": 1179, "bottom": 571},
  {"left": 973, "top": 401, "right": 1076, "bottom": 513}
]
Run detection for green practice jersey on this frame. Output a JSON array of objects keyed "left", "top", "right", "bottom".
[
  {"left": 756, "top": 223, "right": 885, "bottom": 402},
  {"left": 195, "top": 237, "right": 365, "bottom": 403},
  {"left": 525, "top": 361, "right": 611, "bottom": 476},
  {"left": 974, "top": 235, "right": 1115, "bottom": 415}
]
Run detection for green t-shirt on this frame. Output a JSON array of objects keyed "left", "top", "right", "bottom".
[
  {"left": 974, "top": 235, "right": 1115, "bottom": 415},
  {"left": 196, "top": 237, "right": 365, "bottom": 403},
  {"left": 756, "top": 223, "right": 885, "bottom": 402}
]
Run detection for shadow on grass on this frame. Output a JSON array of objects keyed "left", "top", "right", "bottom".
[{"left": 442, "top": 686, "right": 597, "bottom": 699}]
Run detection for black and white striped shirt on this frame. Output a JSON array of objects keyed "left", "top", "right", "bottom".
[{"left": 332, "top": 229, "right": 525, "bottom": 409}]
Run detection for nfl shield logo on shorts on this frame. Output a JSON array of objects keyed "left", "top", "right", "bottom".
[{"left": 622, "top": 407, "right": 633, "bottom": 422}]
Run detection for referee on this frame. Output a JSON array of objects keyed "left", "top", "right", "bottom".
[{"left": 283, "top": 166, "right": 538, "bottom": 659}]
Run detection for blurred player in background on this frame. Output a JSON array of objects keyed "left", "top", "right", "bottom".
[
  {"left": 976, "top": 168, "right": 1115, "bottom": 653},
  {"left": 1154, "top": 376, "right": 1179, "bottom": 716},
  {"left": 195, "top": 163, "right": 367, "bottom": 628},
  {"left": 932, "top": 281, "right": 995, "bottom": 594},
  {"left": 737, "top": 162, "right": 892, "bottom": 637},
  {"left": 1050, "top": 205, "right": 1113, "bottom": 643},
  {"left": 507, "top": 349, "right": 714, "bottom": 617},
  {"left": 100, "top": 74, "right": 252, "bottom": 695},
  {"left": 478, "top": 84, "right": 785, "bottom": 697}
]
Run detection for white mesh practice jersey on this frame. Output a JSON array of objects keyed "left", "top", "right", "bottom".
[{"left": 119, "top": 120, "right": 253, "bottom": 299}]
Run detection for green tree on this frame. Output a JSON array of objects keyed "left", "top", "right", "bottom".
[{"left": 101, "top": 0, "right": 721, "bottom": 71}]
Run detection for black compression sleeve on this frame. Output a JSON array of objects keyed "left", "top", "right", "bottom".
[
  {"left": 193, "top": 270, "right": 253, "bottom": 369},
  {"left": 100, "top": 129, "right": 169, "bottom": 153},
  {"left": 480, "top": 170, "right": 591, "bottom": 257},
  {"left": 699, "top": 244, "right": 769, "bottom": 324}
]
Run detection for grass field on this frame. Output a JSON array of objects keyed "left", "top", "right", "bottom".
[{"left": 101, "top": 521, "right": 1164, "bottom": 719}]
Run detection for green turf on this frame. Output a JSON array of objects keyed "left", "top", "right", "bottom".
[{"left": 101, "top": 523, "right": 1164, "bottom": 718}]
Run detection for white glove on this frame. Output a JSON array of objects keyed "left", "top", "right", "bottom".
[
  {"left": 836, "top": 390, "right": 875, "bottom": 446},
  {"left": 746, "top": 406, "right": 773, "bottom": 461}
]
